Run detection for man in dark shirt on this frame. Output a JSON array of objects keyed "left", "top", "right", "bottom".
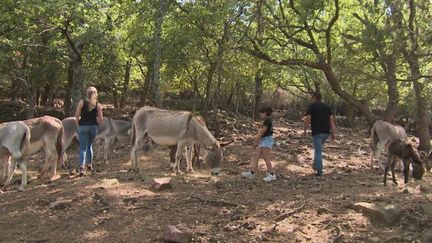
[{"left": 303, "top": 92, "right": 336, "bottom": 177}]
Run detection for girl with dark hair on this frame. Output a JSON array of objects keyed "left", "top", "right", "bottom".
[{"left": 242, "top": 107, "right": 276, "bottom": 182}]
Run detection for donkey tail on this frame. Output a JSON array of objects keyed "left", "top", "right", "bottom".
[
  {"left": 56, "top": 124, "right": 65, "bottom": 168},
  {"left": 370, "top": 122, "right": 379, "bottom": 153},
  {"left": 130, "top": 123, "right": 136, "bottom": 146},
  {"left": 20, "top": 125, "right": 31, "bottom": 156}
]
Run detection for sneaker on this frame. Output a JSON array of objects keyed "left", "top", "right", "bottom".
[
  {"left": 242, "top": 171, "right": 255, "bottom": 179},
  {"left": 78, "top": 166, "right": 84, "bottom": 177},
  {"left": 87, "top": 164, "right": 94, "bottom": 173},
  {"left": 263, "top": 173, "right": 277, "bottom": 182}
]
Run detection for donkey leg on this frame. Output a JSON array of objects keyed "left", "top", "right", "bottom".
[
  {"left": 39, "top": 145, "right": 52, "bottom": 179},
  {"left": 174, "top": 143, "right": 187, "bottom": 174},
  {"left": 403, "top": 159, "right": 410, "bottom": 184},
  {"left": 376, "top": 142, "right": 386, "bottom": 170},
  {"left": 1, "top": 155, "right": 10, "bottom": 184},
  {"left": 18, "top": 161, "right": 27, "bottom": 192},
  {"left": 130, "top": 134, "right": 145, "bottom": 173},
  {"left": 169, "top": 146, "right": 176, "bottom": 170},
  {"left": 390, "top": 158, "right": 398, "bottom": 185},
  {"left": 383, "top": 156, "right": 392, "bottom": 186},
  {"left": 96, "top": 140, "right": 103, "bottom": 164},
  {"left": 103, "top": 138, "right": 111, "bottom": 165},
  {"left": 2, "top": 157, "right": 16, "bottom": 191},
  {"left": 185, "top": 145, "right": 195, "bottom": 173}
]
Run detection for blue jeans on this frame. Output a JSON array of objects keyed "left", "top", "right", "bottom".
[
  {"left": 78, "top": 125, "right": 98, "bottom": 167},
  {"left": 312, "top": 134, "right": 329, "bottom": 176}
]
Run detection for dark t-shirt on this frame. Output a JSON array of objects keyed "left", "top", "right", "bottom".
[
  {"left": 306, "top": 101, "right": 333, "bottom": 135},
  {"left": 262, "top": 117, "right": 273, "bottom": 137},
  {"left": 79, "top": 100, "right": 99, "bottom": 126}
]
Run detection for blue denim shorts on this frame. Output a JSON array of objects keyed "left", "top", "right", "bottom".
[{"left": 259, "top": 136, "right": 274, "bottom": 149}]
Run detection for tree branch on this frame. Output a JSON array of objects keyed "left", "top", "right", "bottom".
[
  {"left": 326, "top": 0, "right": 340, "bottom": 65},
  {"left": 247, "top": 41, "right": 322, "bottom": 69},
  {"left": 60, "top": 20, "right": 81, "bottom": 59}
]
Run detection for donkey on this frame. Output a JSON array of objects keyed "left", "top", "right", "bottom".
[
  {"left": 2, "top": 116, "right": 63, "bottom": 191},
  {"left": 168, "top": 115, "right": 207, "bottom": 171},
  {"left": 383, "top": 139, "right": 428, "bottom": 186},
  {"left": 370, "top": 120, "right": 407, "bottom": 169},
  {"left": 95, "top": 117, "right": 132, "bottom": 164},
  {"left": 62, "top": 117, "right": 132, "bottom": 165},
  {"left": 23, "top": 116, "right": 64, "bottom": 184},
  {"left": 131, "top": 106, "right": 231, "bottom": 175},
  {"left": 0, "top": 121, "right": 30, "bottom": 191}
]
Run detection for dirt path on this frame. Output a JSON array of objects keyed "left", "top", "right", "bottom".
[{"left": 0, "top": 118, "right": 430, "bottom": 243}]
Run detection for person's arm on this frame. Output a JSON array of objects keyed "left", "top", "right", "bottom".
[
  {"left": 97, "top": 103, "right": 103, "bottom": 125},
  {"left": 303, "top": 115, "right": 311, "bottom": 136},
  {"left": 74, "top": 100, "right": 83, "bottom": 124},
  {"left": 329, "top": 115, "right": 336, "bottom": 140},
  {"left": 253, "top": 126, "right": 267, "bottom": 147}
]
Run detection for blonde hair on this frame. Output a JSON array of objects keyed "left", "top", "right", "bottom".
[{"left": 86, "top": 86, "right": 98, "bottom": 110}]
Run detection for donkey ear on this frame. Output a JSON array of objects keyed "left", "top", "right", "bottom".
[{"left": 219, "top": 139, "right": 234, "bottom": 148}]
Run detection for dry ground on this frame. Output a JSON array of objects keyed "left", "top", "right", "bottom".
[{"left": 0, "top": 115, "right": 431, "bottom": 243}]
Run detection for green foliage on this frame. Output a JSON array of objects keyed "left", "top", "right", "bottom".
[{"left": 0, "top": 0, "right": 430, "bottom": 121}]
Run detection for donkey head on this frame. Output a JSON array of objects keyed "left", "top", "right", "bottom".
[{"left": 203, "top": 140, "right": 234, "bottom": 176}]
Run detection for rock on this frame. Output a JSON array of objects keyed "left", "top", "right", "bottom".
[
  {"left": 419, "top": 203, "right": 432, "bottom": 216},
  {"left": 242, "top": 221, "right": 257, "bottom": 230},
  {"left": 152, "top": 177, "right": 172, "bottom": 191},
  {"left": 94, "top": 193, "right": 109, "bottom": 207},
  {"left": 367, "top": 236, "right": 380, "bottom": 243},
  {"left": 419, "top": 184, "right": 430, "bottom": 193},
  {"left": 162, "top": 224, "right": 193, "bottom": 243},
  {"left": 423, "top": 230, "right": 432, "bottom": 243},
  {"left": 123, "top": 197, "right": 138, "bottom": 205},
  {"left": 214, "top": 180, "right": 225, "bottom": 189},
  {"left": 49, "top": 199, "right": 73, "bottom": 210},
  {"left": 351, "top": 202, "right": 401, "bottom": 226}
]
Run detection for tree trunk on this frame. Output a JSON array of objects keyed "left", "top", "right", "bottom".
[
  {"left": 253, "top": 70, "right": 263, "bottom": 120},
  {"left": 64, "top": 61, "right": 74, "bottom": 116},
  {"left": 380, "top": 54, "right": 399, "bottom": 122},
  {"left": 26, "top": 87, "right": 36, "bottom": 119},
  {"left": 204, "top": 62, "right": 216, "bottom": 112},
  {"left": 401, "top": 0, "right": 431, "bottom": 152},
  {"left": 406, "top": 58, "right": 431, "bottom": 152},
  {"left": 120, "top": 59, "right": 131, "bottom": 109},
  {"left": 113, "top": 90, "right": 120, "bottom": 108},
  {"left": 413, "top": 80, "right": 430, "bottom": 151},
  {"left": 70, "top": 54, "right": 84, "bottom": 115},
  {"left": 140, "top": 63, "right": 153, "bottom": 106},
  {"left": 150, "top": 0, "right": 170, "bottom": 108},
  {"left": 40, "top": 83, "right": 52, "bottom": 106}
]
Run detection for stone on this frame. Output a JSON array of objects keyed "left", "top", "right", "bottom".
[
  {"left": 351, "top": 202, "right": 401, "bottom": 226},
  {"left": 419, "top": 184, "right": 430, "bottom": 193},
  {"left": 423, "top": 230, "right": 432, "bottom": 243},
  {"left": 49, "top": 199, "right": 73, "bottom": 210},
  {"left": 94, "top": 193, "right": 109, "bottom": 207},
  {"left": 419, "top": 203, "right": 432, "bottom": 216},
  {"left": 152, "top": 177, "right": 172, "bottom": 191},
  {"left": 162, "top": 224, "right": 193, "bottom": 243}
]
